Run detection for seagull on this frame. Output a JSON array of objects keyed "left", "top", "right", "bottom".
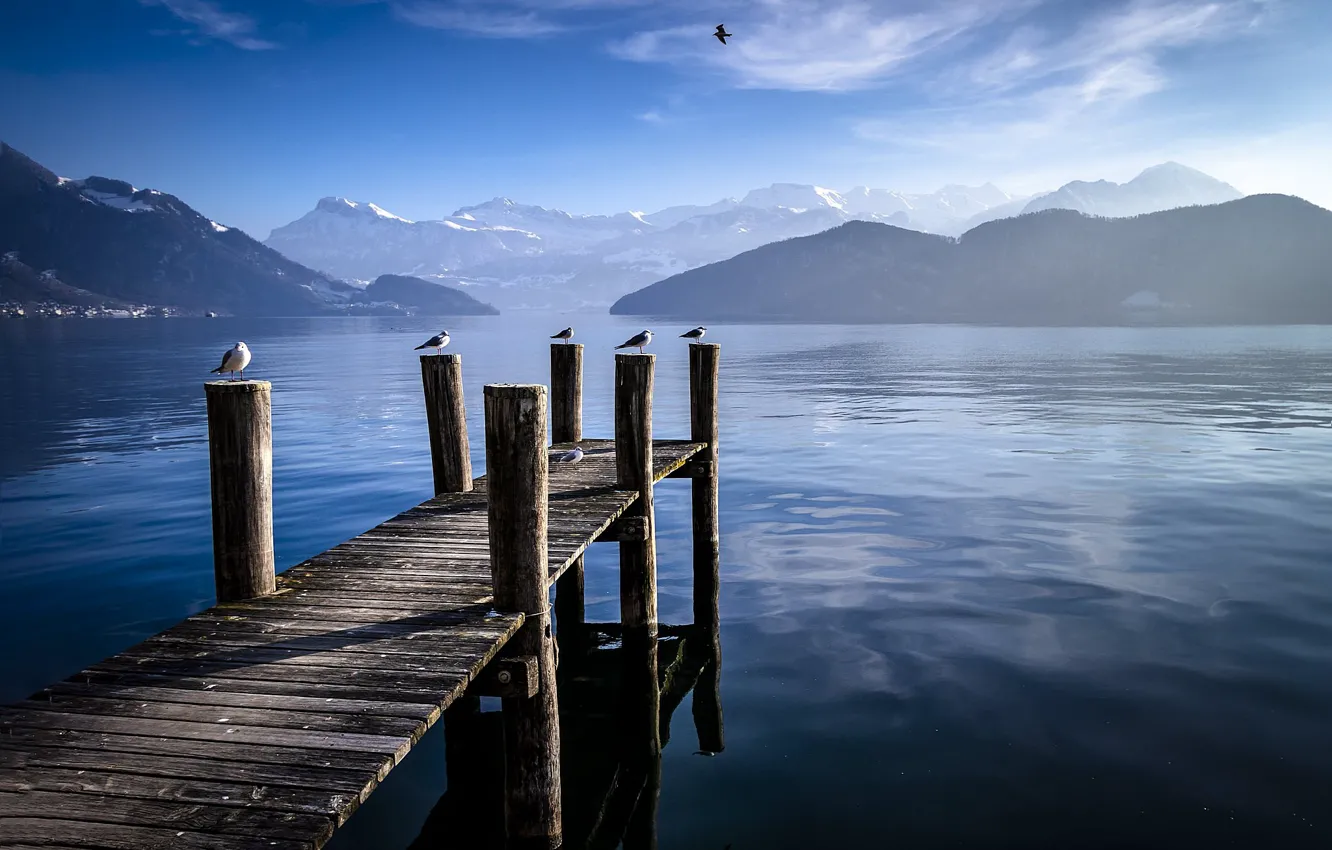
[
  {"left": 551, "top": 327, "right": 574, "bottom": 344},
  {"left": 714, "top": 24, "right": 731, "bottom": 44},
  {"left": 414, "top": 331, "right": 450, "bottom": 354},
  {"left": 553, "top": 446, "right": 583, "bottom": 464},
  {"left": 210, "top": 342, "right": 251, "bottom": 381},
  {"left": 680, "top": 326, "right": 707, "bottom": 341},
  {"left": 615, "top": 329, "right": 654, "bottom": 354}
]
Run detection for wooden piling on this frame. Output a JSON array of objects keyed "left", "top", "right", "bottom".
[
  {"left": 550, "top": 344, "right": 583, "bottom": 444},
  {"left": 551, "top": 344, "right": 586, "bottom": 649},
  {"left": 204, "top": 380, "right": 275, "bottom": 603},
  {"left": 484, "top": 383, "right": 562, "bottom": 849},
  {"left": 689, "top": 343, "right": 724, "bottom": 754},
  {"left": 614, "top": 354, "right": 657, "bottom": 632},
  {"left": 421, "top": 353, "right": 473, "bottom": 494}
]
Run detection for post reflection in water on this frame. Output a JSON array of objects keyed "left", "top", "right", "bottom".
[{"left": 406, "top": 584, "right": 725, "bottom": 849}]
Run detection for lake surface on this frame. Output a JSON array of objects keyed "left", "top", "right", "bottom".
[{"left": 3, "top": 315, "right": 1331, "bottom": 847}]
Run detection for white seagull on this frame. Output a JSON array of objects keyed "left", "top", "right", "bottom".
[
  {"left": 553, "top": 445, "right": 583, "bottom": 464},
  {"left": 680, "top": 326, "right": 707, "bottom": 341},
  {"left": 550, "top": 327, "right": 574, "bottom": 344},
  {"left": 210, "top": 342, "right": 251, "bottom": 381},
  {"left": 414, "top": 331, "right": 450, "bottom": 354},
  {"left": 615, "top": 329, "right": 654, "bottom": 354}
]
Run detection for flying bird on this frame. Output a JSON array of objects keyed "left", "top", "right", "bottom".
[
  {"left": 414, "top": 331, "right": 450, "bottom": 354},
  {"left": 551, "top": 327, "right": 574, "bottom": 343},
  {"left": 714, "top": 24, "right": 731, "bottom": 44},
  {"left": 615, "top": 329, "right": 654, "bottom": 354},
  {"left": 210, "top": 341, "right": 251, "bottom": 381},
  {"left": 553, "top": 445, "right": 584, "bottom": 464},
  {"left": 680, "top": 326, "right": 707, "bottom": 341}
]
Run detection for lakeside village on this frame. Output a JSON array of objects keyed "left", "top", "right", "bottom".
[{"left": 1, "top": 301, "right": 179, "bottom": 318}]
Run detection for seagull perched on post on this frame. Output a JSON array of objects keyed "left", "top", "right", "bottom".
[
  {"left": 680, "top": 326, "right": 707, "bottom": 341},
  {"left": 551, "top": 327, "right": 574, "bottom": 344},
  {"left": 714, "top": 24, "right": 731, "bottom": 44},
  {"left": 210, "top": 342, "right": 251, "bottom": 381},
  {"left": 414, "top": 331, "right": 450, "bottom": 354},
  {"left": 553, "top": 445, "right": 583, "bottom": 464},
  {"left": 615, "top": 329, "right": 654, "bottom": 354}
]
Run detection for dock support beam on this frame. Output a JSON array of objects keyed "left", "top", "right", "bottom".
[
  {"left": 421, "top": 354, "right": 473, "bottom": 494},
  {"left": 205, "top": 380, "right": 275, "bottom": 603},
  {"left": 484, "top": 384, "right": 563, "bottom": 849},
  {"left": 689, "top": 343, "right": 725, "bottom": 754},
  {"left": 615, "top": 354, "right": 657, "bottom": 633},
  {"left": 551, "top": 344, "right": 585, "bottom": 649}
]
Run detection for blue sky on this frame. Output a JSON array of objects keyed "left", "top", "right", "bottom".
[{"left": 2, "top": 0, "right": 1329, "bottom": 238}]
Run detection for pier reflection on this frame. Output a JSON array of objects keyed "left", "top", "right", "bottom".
[{"left": 411, "top": 619, "right": 724, "bottom": 849}]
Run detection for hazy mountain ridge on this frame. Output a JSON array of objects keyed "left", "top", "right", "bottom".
[
  {"left": 266, "top": 163, "right": 1244, "bottom": 310},
  {"left": 0, "top": 143, "right": 492, "bottom": 316},
  {"left": 610, "top": 195, "right": 1332, "bottom": 325}
]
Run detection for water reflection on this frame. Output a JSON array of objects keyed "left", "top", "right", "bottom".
[{"left": 409, "top": 621, "right": 724, "bottom": 848}]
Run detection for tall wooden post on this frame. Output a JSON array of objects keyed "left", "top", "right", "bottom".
[
  {"left": 205, "top": 380, "right": 275, "bottom": 603},
  {"left": 551, "top": 344, "right": 585, "bottom": 652},
  {"left": 615, "top": 354, "right": 656, "bottom": 632},
  {"left": 484, "top": 384, "right": 562, "bottom": 849},
  {"left": 689, "top": 343, "right": 724, "bottom": 754},
  {"left": 421, "top": 354, "right": 473, "bottom": 494}
]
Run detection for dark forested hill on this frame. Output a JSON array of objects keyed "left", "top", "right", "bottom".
[{"left": 611, "top": 195, "right": 1332, "bottom": 325}]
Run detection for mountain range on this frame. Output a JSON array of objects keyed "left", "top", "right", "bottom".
[
  {"left": 265, "top": 163, "right": 1242, "bottom": 310},
  {"left": 610, "top": 195, "right": 1332, "bottom": 326},
  {"left": 0, "top": 143, "right": 495, "bottom": 316}
]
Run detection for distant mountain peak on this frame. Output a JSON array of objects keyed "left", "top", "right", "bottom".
[{"left": 313, "top": 196, "right": 413, "bottom": 223}]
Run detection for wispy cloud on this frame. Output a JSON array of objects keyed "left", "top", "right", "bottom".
[
  {"left": 140, "top": 0, "right": 277, "bottom": 49},
  {"left": 855, "top": 1, "right": 1271, "bottom": 155},
  {"left": 637, "top": 109, "right": 666, "bottom": 123},
  {"left": 387, "top": 0, "right": 645, "bottom": 39},
  {"left": 609, "top": 0, "right": 1037, "bottom": 92}
]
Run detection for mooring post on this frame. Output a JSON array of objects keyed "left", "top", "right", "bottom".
[
  {"left": 551, "top": 343, "right": 585, "bottom": 650},
  {"left": 421, "top": 353, "right": 473, "bottom": 494},
  {"left": 204, "top": 380, "right": 275, "bottom": 603},
  {"left": 689, "top": 343, "right": 724, "bottom": 754},
  {"left": 484, "top": 383, "right": 562, "bottom": 849},
  {"left": 615, "top": 353, "right": 657, "bottom": 633}
]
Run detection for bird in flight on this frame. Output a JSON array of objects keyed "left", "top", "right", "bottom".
[
  {"left": 714, "top": 24, "right": 731, "bottom": 44},
  {"left": 414, "top": 330, "right": 450, "bottom": 354},
  {"left": 551, "top": 327, "right": 574, "bottom": 344},
  {"left": 210, "top": 341, "right": 251, "bottom": 381},
  {"left": 680, "top": 326, "right": 707, "bottom": 341},
  {"left": 615, "top": 329, "right": 654, "bottom": 354}
]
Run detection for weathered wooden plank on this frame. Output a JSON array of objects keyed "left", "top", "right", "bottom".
[
  {"left": 2, "top": 766, "right": 359, "bottom": 824},
  {"left": 14, "top": 695, "right": 424, "bottom": 738},
  {"left": 467, "top": 656, "right": 539, "bottom": 699},
  {"left": 0, "top": 818, "right": 310, "bottom": 850},
  {"left": 0, "top": 727, "right": 393, "bottom": 777},
  {"left": 2, "top": 744, "right": 375, "bottom": 796},
  {"left": 0, "top": 711, "right": 412, "bottom": 759},
  {"left": 32, "top": 681, "right": 439, "bottom": 721},
  {"left": 0, "top": 790, "right": 331, "bottom": 844}
]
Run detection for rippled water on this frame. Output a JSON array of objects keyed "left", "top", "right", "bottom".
[{"left": 3, "top": 316, "right": 1331, "bottom": 847}]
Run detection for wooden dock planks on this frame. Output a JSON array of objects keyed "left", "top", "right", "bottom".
[{"left": 0, "top": 439, "right": 702, "bottom": 850}]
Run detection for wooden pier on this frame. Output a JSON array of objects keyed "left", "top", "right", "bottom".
[{"left": 0, "top": 345, "right": 722, "bottom": 850}]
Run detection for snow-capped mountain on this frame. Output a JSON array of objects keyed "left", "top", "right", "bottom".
[
  {"left": 264, "top": 164, "right": 1246, "bottom": 309},
  {"left": 1018, "top": 162, "right": 1242, "bottom": 218}
]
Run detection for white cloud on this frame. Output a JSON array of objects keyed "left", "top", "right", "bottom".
[
  {"left": 611, "top": 0, "right": 1037, "bottom": 92},
  {"left": 140, "top": 0, "right": 277, "bottom": 49},
  {"left": 387, "top": 0, "right": 647, "bottom": 38},
  {"left": 637, "top": 109, "right": 666, "bottom": 123}
]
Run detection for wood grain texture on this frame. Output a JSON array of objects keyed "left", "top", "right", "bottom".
[
  {"left": 420, "top": 354, "right": 473, "bottom": 494},
  {"left": 0, "top": 436, "right": 703, "bottom": 850},
  {"left": 550, "top": 343, "right": 583, "bottom": 444},
  {"left": 615, "top": 355, "right": 657, "bottom": 633},
  {"left": 205, "top": 380, "right": 275, "bottom": 603},
  {"left": 483, "top": 383, "right": 563, "bottom": 848}
]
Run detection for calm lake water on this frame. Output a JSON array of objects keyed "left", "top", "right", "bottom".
[{"left": 3, "top": 314, "right": 1331, "bottom": 847}]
